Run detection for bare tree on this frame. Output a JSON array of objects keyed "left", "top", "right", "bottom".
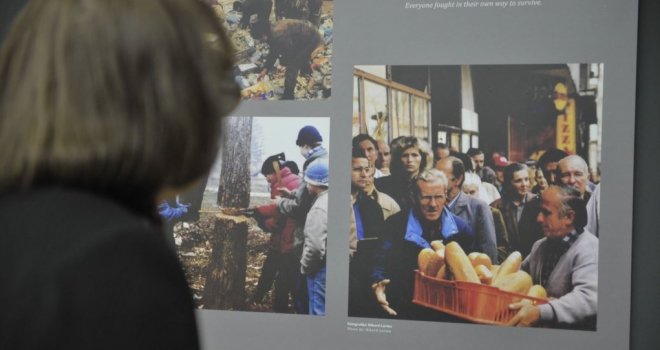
[{"left": 202, "top": 116, "right": 253, "bottom": 310}]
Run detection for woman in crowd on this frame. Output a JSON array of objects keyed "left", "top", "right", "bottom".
[
  {"left": 0, "top": 0, "right": 239, "bottom": 348},
  {"left": 532, "top": 168, "right": 549, "bottom": 195},
  {"left": 374, "top": 136, "right": 433, "bottom": 208}
]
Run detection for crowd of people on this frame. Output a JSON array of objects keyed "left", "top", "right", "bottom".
[{"left": 349, "top": 134, "right": 600, "bottom": 330}]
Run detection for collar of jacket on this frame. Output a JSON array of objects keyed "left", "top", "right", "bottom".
[
  {"left": 303, "top": 147, "right": 328, "bottom": 170},
  {"left": 503, "top": 192, "right": 536, "bottom": 210},
  {"left": 404, "top": 207, "right": 459, "bottom": 248},
  {"left": 449, "top": 191, "right": 468, "bottom": 211}
]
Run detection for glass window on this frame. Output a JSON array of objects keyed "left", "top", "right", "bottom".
[
  {"left": 437, "top": 131, "right": 448, "bottom": 144},
  {"left": 471, "top": 134, "right": 479, "bottom": 148},
  {"left": 462, "top": 132, "right": 471, "bottom": 153},
  {"left": 450, "top": 133, "right": 460, "bottom": 151},
  {"left": 412, "top": 96, "right": 429, "bottom": 139},
  {"left": 461, "top": 108, "right": 479, "bottom": 132},
  {"left": 364, "top": 80, "right": 389, "bottom": 140},
  {"left": 391, "top": 89, "right": 410, "bottom": 139}
]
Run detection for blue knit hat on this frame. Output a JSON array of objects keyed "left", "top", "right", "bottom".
[
  {"left": 296, "top": 125, "right": 323, "bottom": 146},
  {"left": 304, "top": 159, "right": 329, "bottom": 187}
]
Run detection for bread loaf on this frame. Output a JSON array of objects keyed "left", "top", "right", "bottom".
[{"left": 445, "top": 242, "right": 480, "bottom": 283}]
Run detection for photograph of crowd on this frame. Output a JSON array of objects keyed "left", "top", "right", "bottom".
[
  {"left": 204, "top": 0, "right": 333, "bottom": 100},
  {"left": 160, "top": 116, "right": 330, "bottom": 315},
  {"left": 349, "top": 64, "right": 602, "bottom": 330}
]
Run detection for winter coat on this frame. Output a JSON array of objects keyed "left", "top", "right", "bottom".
[
  {"left": 300, "top": 190, "right": 328, "bottom": 276},
  {"left": 255, "top": 166, "right": 301, "bottom": 253},
  {"left": 490, "top": 192, "right": 543, "bottom": 258},
  {"left": 370, "top": 208, "right": 474, "bottom": 320},
  {"left": 263, "top": 19, "right": 322, "bottom": 71},
  {"left": 276, "top": 146, "right": 328, "bottom": 255},
  {"left": 448, "top": 191, "right": 498, "bottom": 262},
  {"left": 522, "top": 231, "right": 598, "bottom": 330}
]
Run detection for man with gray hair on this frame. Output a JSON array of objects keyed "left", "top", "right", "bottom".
[
  {"left": 369, "top": 169, "right": 474, "bottom": 320},
  {"left": 557, "top": 155, "right": 599, "bottom": 236},
  {"left": 508, "top": 185, "right": 598, "bottom": 330}
]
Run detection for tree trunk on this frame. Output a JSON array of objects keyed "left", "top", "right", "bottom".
[{"left": 202, "top": 116, "right": 252, "bottom": 310}]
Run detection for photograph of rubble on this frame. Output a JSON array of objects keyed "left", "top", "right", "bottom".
[
  {"left": 160, "top": 116, "right": 330, "bottom": 315},
  {"left": 348, "top": 64, "right": 602, "bottom": 331},
  {"left": 204, "top": 0, "right": 333, "bottom": 100}
]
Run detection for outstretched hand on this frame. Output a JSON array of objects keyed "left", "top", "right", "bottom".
[
  {"left": 372, "top": 279, "right": 397, "bottom": 316},
  {"left": 277, "top": 187, "right": 293, "bottom": 198},
  {"left": 507, "top": 301, "right": 541, "bottom": 327}
]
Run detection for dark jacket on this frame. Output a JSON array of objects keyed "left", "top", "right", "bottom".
[
  {"left": 491, "top": 192, "right": 543, "bottom": 258},
  {"left": 374, "top": 174, "right": 412, "bottom": 210},
  {"left": 263, "top": 19, "right": 322, "bottom": 70},
  {"left": 370, "top": 208, "right": 474, "bottom": 320},
  {"left": 0, "top": 188, "right": 199, "bottom": 350},
  {"left": 239, "top": 0, "right": 273, "bottom": 28},
  {"left": 490, "top": 206, "right": 511, "bottom": 263}
]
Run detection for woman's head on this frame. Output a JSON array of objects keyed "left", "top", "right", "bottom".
[
  {"left": 0, "top": 0, "right": 239, "bottom": 203},
  {"left": 503, "top": 163, "right": 530, "bottom": 199},
  {"left": 534, "top": 168, "right": 549, "bottom": 191},
  {"left": 390, "top": 136, "right": 432, "bottom": 178}
]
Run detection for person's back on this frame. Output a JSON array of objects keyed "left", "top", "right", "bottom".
[
  {"left": 0, "top": 189, "right": 198, "bottom": 349},
  {"left": 0, "top": 0, "right": 239, "bottom": 347}
]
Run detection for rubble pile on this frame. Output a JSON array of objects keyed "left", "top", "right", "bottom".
[{"left": 218, "top": 1, "right": 333, "bottom": 100}]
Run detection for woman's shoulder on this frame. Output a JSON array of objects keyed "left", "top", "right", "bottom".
[{"left": 0, "top": 187, "right": 198, "bottom": 349}]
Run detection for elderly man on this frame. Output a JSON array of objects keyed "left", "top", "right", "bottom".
[
  {"left": 508, "top": 185, "right": 598, "bottom": 330},
  {"left": 370, "top": 169, "right": 474, "bottom": 320},
  {"left": 349, "top": 148, "right": 400, "bottom": 317},
  {"left": 436, "top": 156, "right": 498, "bottom": 262},
  {"left": 377, "top": 140, "right": 392, "bottom": 176},
  {"left": 557, "top": 155, "right": 593, "bottom": 199},
  {"left": 558, "top": 155, "right": 599, "bottom": 236}
]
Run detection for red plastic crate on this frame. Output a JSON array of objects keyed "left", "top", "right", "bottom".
[{"left": 412, "top": 270, "right": 548, "bottom": 325}]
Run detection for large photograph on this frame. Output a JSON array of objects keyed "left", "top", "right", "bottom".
[
  {"left": 205, "top": 0, "right": 333, "bottom": 100},
  {"left": 349, "top": 64, "right": 602, "bottom": 330},
  {"left": 161, "top": 116, "right": 330, "bottom": 315}
]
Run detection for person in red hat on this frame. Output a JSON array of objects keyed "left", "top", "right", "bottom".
[{"left": 491, "top": 152, "right": 510, "bottom": 193}]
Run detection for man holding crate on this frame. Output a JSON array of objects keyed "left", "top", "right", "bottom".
[{"left": 508, "top": 185, "right": 598, "bottom": 330}]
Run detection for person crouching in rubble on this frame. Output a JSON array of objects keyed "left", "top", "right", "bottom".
[
  {"left": 250, "top": 19, "right": 323, "bottom": 100},
  {"left": 251, "top": 154, "right": 301, "bottom": 313}
]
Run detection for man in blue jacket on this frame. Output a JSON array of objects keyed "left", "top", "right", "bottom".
[{"left": 370, "top": 169, "right": 474, "bottom": 321}]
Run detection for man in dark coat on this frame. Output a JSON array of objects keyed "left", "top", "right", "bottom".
[
  {"left": 436, "top": 156, "right": 498, "bottom": 262},
  {"left": 370, "top": 169, "right": 474, "bottom": 321},
  {"left": 251, "top": 19, "right": 323, "bottom": 99},
  {"left": 490, "top": 163, "right": 544, "bottom": 258}
]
